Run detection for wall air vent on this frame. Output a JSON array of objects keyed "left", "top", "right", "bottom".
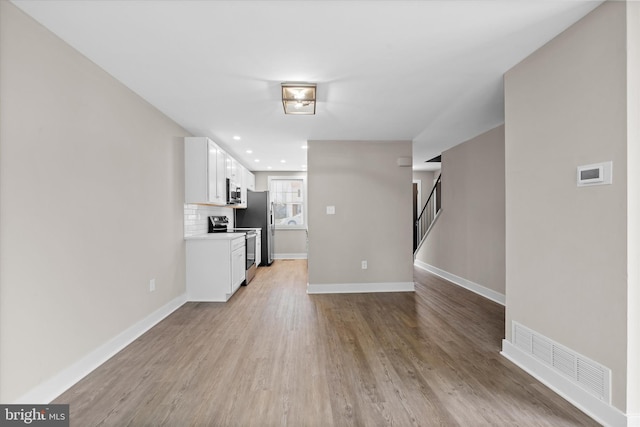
[{"left": 512, "top": 322, "right": 610, "bottom": 402}]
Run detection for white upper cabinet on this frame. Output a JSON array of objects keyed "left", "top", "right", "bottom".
[
  {"left": 185, "top": 137, "right": 226, "bottom": 206},
  {"left": 245, "top": 168, "right": 256, "bottom": 192},
  {"left": 238, "top": 166, "right": 255, "bottom": 209},
  {"left": 226, "top": 156, "right": 238, "bottom": 187},
  {"left": 237, "top": 163, "right": 247, "bottom": 208},
  {"left": 215, "top": 146, "right": 226, "bottom": 204},
  {"left": 185, "top": 136, "right": 254, "bottom": 208}
]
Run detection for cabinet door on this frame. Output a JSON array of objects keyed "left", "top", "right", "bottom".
[
  {"left": 226, "top": 157, "right": 232, "bottom": 183},
  {"left": 232, "top": 158, "right": 239, "bottom": 184},
  {"left": 215, "top": 147, "right": 226, "bottom": 205},
  {"left": 246, "top": 170, "right": 256, "bottom": 191},
  {"left": 231, "top": 246, "right": 245, "bottom": 290},
  {"left": 207, "top": 140, "right": 217, "bottom": 203},
  {"left": 208, "top": 140, "right": 229, "bottom": 206},
  {"left": 185, "top": 137, "right": 227, "bottom": 206},
  {"left": 237, "top": 163, "right": 247, "bottom": 208}
]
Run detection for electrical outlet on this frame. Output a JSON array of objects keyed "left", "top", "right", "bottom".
[
  {"left": 361, "top": 260, "right": 367, "bottom": 270},
  {"left": 149, "top": 279, "right": 156, "bottom": 292}
]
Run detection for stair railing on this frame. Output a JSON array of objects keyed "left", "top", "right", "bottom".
[{"left": 414, "top": 174, "right": 441, "bottom": 256}]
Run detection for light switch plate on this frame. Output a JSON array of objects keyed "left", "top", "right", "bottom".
[{"left": 326, "top": 206, "right": 335, "bottom": 215}]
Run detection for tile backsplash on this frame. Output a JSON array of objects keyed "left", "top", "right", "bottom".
[{"left": 184, "top": 204, "right": 235, "bottom": 236}]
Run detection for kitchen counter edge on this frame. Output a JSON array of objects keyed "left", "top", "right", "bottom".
[{"left": 185, "top": 233, "right": 246, "bottom": 241}]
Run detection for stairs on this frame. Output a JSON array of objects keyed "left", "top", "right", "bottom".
[{"left": 414, "top": 174, "right": 441, "bottom": 257}]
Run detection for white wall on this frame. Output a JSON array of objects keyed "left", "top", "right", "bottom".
[
  {"left": 626, "top": 1, "right": 640, "bottom": 416},
  {"left": 415, "top": 125, "right": 505, "bottom": 297},
  {"left": 307, "top": 140, "right": 413, "bottom": 288},
  {"left": 505, "top": 1, "right": 629, "bottom": 412},
  {"left": 0, "top": 2, "right": 189, "bottom": 402}
]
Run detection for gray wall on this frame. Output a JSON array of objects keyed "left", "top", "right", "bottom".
[
  {"left": 253, "top": 171, "right": 308, "bottom": 257},
  {"left": 307, "top": 140, "right": 413, "bottom": 286},
  {"left": 0, "top": 3, "right": 189, "bottom": 402},
  {"left": 626, "top": 2, "right": 640, "bottom": 413},
  {"left": 415, "top": 125, "right": 505, "bottom": 296},
  {"left": 505, "top": 1, "right": 633, "bottom": 412}
]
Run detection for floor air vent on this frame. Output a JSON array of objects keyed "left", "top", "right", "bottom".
[{"left": 512, "top": 322, "right": 610, "bottom": 402}]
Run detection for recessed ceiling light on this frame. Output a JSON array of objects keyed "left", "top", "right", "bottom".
[
  {"left": 254, "top": 159, "right": 260, "bottom": 163},
  {"left": 233, "top": 136, "right": 241, "bottom": 141},
  {"left": 267, "top": 166, "right": 272, "bottom": 170},
  {"left": 246, "top": 150, "right": 253, "bottom": 154},
  {"left": 301, "top": 145, "right": 308, "bottom": 150},
  {"left": 302, "top": 164, "right": 307, "bottom": 169},
  {"left": 280, "top": 159, "right": 286, "bottom": 163}
]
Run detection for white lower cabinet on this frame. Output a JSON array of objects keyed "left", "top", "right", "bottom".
[
  {"left": 231, "top": 244, "right": 245, "bottom": 290},
  {"left": 186, "top": 236, "right": 245, "bottom": 302}
]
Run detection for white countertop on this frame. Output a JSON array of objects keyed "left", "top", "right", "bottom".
[{"left": 185, "top": 233, "right": 246, "bottom": 241}]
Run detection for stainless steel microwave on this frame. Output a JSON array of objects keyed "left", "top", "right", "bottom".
[{"left": 226, "top": 178, "right": 240, "bottom": 204}]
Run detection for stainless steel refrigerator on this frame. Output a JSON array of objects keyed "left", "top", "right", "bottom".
[{"left": 235, "top": 190, "right": 274, "bottom": 266}]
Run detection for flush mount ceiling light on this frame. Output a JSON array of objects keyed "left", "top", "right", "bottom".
[{"left": 282, "top": 82, "right": 316, "bottom": 115}]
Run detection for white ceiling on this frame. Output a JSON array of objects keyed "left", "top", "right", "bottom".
[{"left": 12, "top": 0, "right": 603, "bottom": 172}]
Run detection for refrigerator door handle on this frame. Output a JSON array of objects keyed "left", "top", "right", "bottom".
[{"left": 269, "top": 203, "right": 274, "bottom": 227}]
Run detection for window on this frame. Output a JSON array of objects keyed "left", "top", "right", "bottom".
[{"left": 269, "top": 176, "right": 306, "bottom": 229}]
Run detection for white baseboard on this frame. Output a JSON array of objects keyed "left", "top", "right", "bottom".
[
  {"left": 307, "top": 282, "right": 414, "bottom": 294},
  {"left": 501, "top": 340, "right": 629, "bottom": 427},
  {"left": 14, "top": 293, "right": 188, "bottom": 404},
  {"left": 273, "top": 253, "right": 307, "bottom": 260},
  {"left": 414, "top": 260, "right": 505, "bottom": 305}
]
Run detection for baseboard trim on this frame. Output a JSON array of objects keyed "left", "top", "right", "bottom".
[
  {"left": 14, "top": 293, "right": 188, "bottom": 404},
  {"left": 414, "top": 260, "right": 505, "bottom": 305},
  {"left": 307, "top": 282, "right": 414, "bottom": 294},
  {"left": 273, "top": 253, "right": 307, "bottom": 260},
  {"left": 501, "top": 340, "right": 629, "bottom": 427}
]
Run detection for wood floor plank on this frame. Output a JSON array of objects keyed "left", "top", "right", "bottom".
[{"left": 53, "top": 260, "right": 600, "bottom": 426}]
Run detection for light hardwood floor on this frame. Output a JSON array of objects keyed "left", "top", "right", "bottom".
[{"left": 54, "top": 260, "right": 599, "bottom": 426}]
